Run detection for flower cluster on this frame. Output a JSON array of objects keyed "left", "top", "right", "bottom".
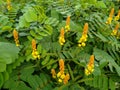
[
  {"left": 59, "top": 27, "right": 65, "bottom": 45},
  {"left": 111, "top": 23, "right": 119, "bottom": 36},
  {"left": 31, "top": 39, "right": 40, "bottom": 59},
  {"left": 59, "top": 16, "right": 71, "bottom": 46},
  {"left": 65, "top": 16, "right": 70, "bottom": 32},
  {"left": 78, "top": 23, "right": 88, "bottom": 47},
  {"left": 85, "top": 55, "right": 94, "bottom": 76},
  {"left": 13, "top": 29, "right": 19, "bottom": 46},
  {"left": 106, "top": 8, "right": 114, "bottom": 24},
  {"left": 7, "top": 0, "right": 12, "bottom": 11},
  {"left": 114, "top": 9, "right": 120, "bottom": 21},
  {"left": 51, "top": 59, "right": 70, "bottom": 84}
]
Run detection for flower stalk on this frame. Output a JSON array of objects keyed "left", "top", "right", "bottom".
[
  {"left": 13, "top": 29, "right": 19, "bottom": 46},
  {"left": 78, "top": 23, "right": 88, "bottom": 47},
  {"left": 106, "top": 8, "right": 114, "bottom": 24},
  {"left": 85, "top": 55, "right": 94, "bottom": 76},
  {"left": 32, "top": 39, "right": 40, "bottom": 59},
  {"left": 51, "top": 59, "right": 70, "bottom": 84},
  {"left": 65, "top": 16, "right": 70, "bottom": 32},
  {"left": 59, "top": 27, "right": 65, "bottom": 45},
  {"left": 114, "top": 9, "right": 120, "bottom": 21},
  {"left": 111, "top": 23, "right": 119, "bottom": 36}
]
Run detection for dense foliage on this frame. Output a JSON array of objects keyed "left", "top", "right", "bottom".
[{"left": 0, "top": 0, "right": 120, "bottom": 90}]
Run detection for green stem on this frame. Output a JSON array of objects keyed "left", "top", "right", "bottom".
[
  {"left": 41, "top": 60, "right": 58, "bottom": 69},
  {"left": 72, "top": 60, "right": 85, "bottom": 67},
  {"left": 67, "top": 64, "right": 74, "bottom": 81},
  {"left": 76, "top": 78, "right": 93, "bottom": 84}
]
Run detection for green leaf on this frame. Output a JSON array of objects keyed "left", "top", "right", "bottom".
[
  {"left": 27, "top": 36, "right": 33, "bottom": 41},
  {"left": 3, "top": 75, "right": 17, "bottom": 89},
  {"left": 0, "top": 63, "right": 6, "bottom": 72},
  {"left": 51, "top": 9, "right": 59, "bottom": 19},
  {"left": 96, "top": 1, "right": 107, "bottom": 8},
  {"left": 93, "top": 76, "right": 99, "bottom": 88},
  {"left": 109, "top": 78, "right": 115, "bottom": 90},
  {"left": 0, "top": 42, "right": 20, "bottom": 64},
  {"left": 34, "top": 75, "right": 44, "bottom": 88},
  {"left": 69, "top": 84, "right": 85, "bottom": 90},
  {"left": 0, "top": 73, "right": 4, "bottom": 88},
  {"left": 99, "top": 60, "right": 108, "bottom": 69},
  {"left": 30, "top": 30, "right": 36, "bottom": 37},
  {"left": 44, "top": 24, "right": 53, "bottom": 35},
  {"left": 93, "top": 66, "right": 101, "bottom": 76},
  {"left": 93, "top": 32, "right": 108, "bottom": 42},
  {"left": 2, "top": 26, "right": 12, "bottom": 31},
  {"left": 93, "top": 48, "right": 120, "bottom": 76},
  {"left": 20, "top": 66, "right": 34, "bottom": 81},
  {"left": 11, "top": 81, "right": 32, "bottom": 90},
  {"left": 98, "top": 75, "right": 103, "bottom": 88},
  {"left": 27, "top": 75, "right": 39, "bottom": 89},
  {"left": 102, "top": 75, "right": 108, "bottom": 90},
  {"left": 39, "top": 73, "right": 48, "bottom": 85},
  {"left": 19, "top": 16, "right": 30, "bottom": 28},
  {"left": 45, "top": 17, "right": 59, "bottom": 26},
  {"left": 24, "top": 8, "right": 37, "bottom": 22},
  {"left": 41, "top": 56, "right": 50, "bottom": 65},
  {"left": 2, "top": 71, "right": 9, "bottom": 82}
]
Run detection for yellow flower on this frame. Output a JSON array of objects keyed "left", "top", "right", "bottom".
[
  {"left": 106, "top": 17, "right": 112, "bottom": 24},
  {"left": 60, "top": 74, "right": 65, "bottom": 79},
  {"left": 51, "top": 59, "right": 70, "bottom": 84},
  {"left": 65, "top": 25, "right": 70, "bottom": 32},
  {"left": 57, "top": 72, "right": 61, "bottom": 78},
  {"left": 111, "top": 23, "right": 119, "bottom": 36},
  {"left": 81, "top": 42, "right": 86, "bottom": 47},
  {"left": 114, "top": 10, "right": 120, "bottom": 21},
  {"left": 58, "top": 78, "right": 62, "bottom": 83},
  {"left": 63, "top": 74, "right": 70, "bottom": 84},
  {"left": 65, "top": 16, "right": 70, "bottom": 32},
  {"left": 51, "top": 69, "right": 56, "bottom": 78},
  {"left": 7, "top": 0, "right": 12, "bottom": 11},
  {"left": 78, "top": 23, "right": 88, "bottom": 47},
  {"left": 57, "top": 71, "right": 65, "bottom": 79},
  {"left": 31, "top": 39, "right": 40, "bottom": 59},
  {"left": 32, "top": 50, "right": 40, "bottom": 59},
  {"left": 13, "top": 29, "right": 20, "bottom": 46},
  {"left": 85, "top": 55, "right": 94, "bottom": 76},
  {"left": 106, "top": 8, "right": 114, "bottom": 24},
  {"left": 59, "top": 27, "right": 65, "bottom": 45}
]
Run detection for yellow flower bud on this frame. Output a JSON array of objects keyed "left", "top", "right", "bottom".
[
  {"left": 59, "top": 59, "right": 64, "bottom": 74},
  {"left": 51, "top": 69, "right": 56, "bottom": 78},
  {"left": 78, "top": 44, "right": 82, "bottom": 47},
  {"left": 13, "top": 29, "right": 20, "bottom": 46},
  {"left": 81, "top": 42, "right": 86, "bottom": 47},
  {"left": 58, "top": 78, "right": 62, "bottom": 83},
  {"left": 57, "top": 72, "right": 61, "bottom": 78},
  {"left": 60, "top": 74, "right": 65, "bottom": 79}
]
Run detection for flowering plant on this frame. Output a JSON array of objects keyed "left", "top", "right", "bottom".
[{"left": 0, "top": 0, "right": 120, "bottom": 90}]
